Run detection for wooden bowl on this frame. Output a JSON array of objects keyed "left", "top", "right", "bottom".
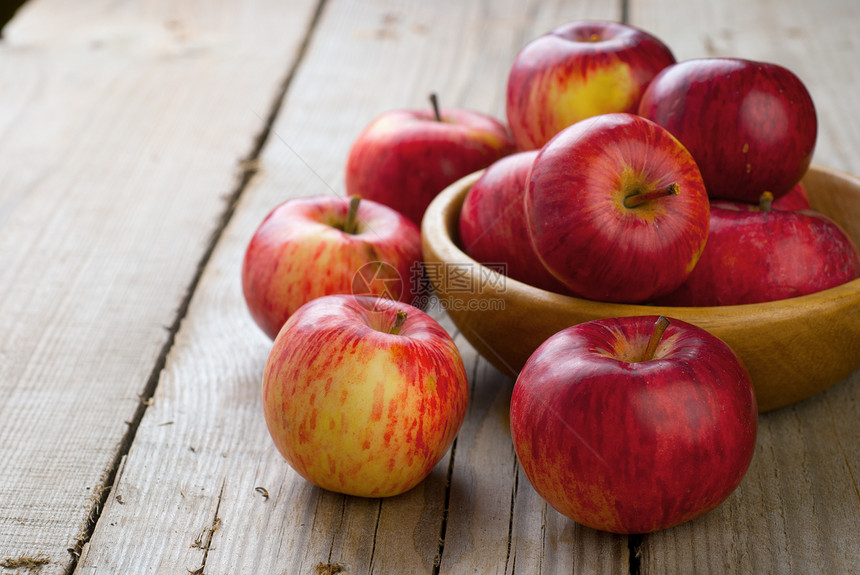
[{"left": 421, "top": 164, "right": 860, "bottom": 412}]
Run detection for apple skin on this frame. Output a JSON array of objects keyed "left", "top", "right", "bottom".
[
  {"left": 638, "top": 58, "right": 817, "bottom": 203},
  {"left": 242, "top": 195, "right": 422, "bottom": 340},
  {"left": 458, "top": 151, "right": 573, "bottom": 294},
  {"left": 653, "top": 199, "right": 860, "bottom": 306},
  {"left": 505, "top": 20, "right": 676, "bottom": 151},
  {"left": 345, "top": 105, "right": 516, "bottom": 227},
  {"left": 525, "top": 112, "right": 710, "bottom": 303},
  {"left": 262, "top": 294, "right": 469, "bottom": 498},
  {"left": 510, "top": 315, "right": 758, "bottom": 534}
]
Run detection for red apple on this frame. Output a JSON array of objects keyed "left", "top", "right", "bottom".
[
  {"left": 772, "top": 181, "right": 810, "bottom": 211},
  {"left": 458, "top": 151, "right": 573, "bottom": 294},
  {"left": 505, "top": 20, "right": 676, "bottom": 151},
  {"left": 654, "top": 192, "right": 860, "bottom": 306},
  {"left": 242, "top": 195, "right": 422, "bottom": 340},
  {"left": 525, "top": 113, "right": 710, "bottom": 303},
  {"left": 262, "top": 294, "right": 469, "bottom": 498},
  {"left": 510, "top": 315, "right": 758, "bottom": 534},
  {"left": 345, "top": 94, "right": 516, "bottom": 227},
  {"left": 638, "top": 58, "right": 817, "bottom": 203}
]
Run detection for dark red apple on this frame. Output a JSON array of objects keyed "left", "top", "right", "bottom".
[
  {"left": 345, "top": 95, "right": 516, "bottom": 227},
  {"left": 510, "top": 315, "right": 758, "bottom": 534},
  {"left": 505, "top": 19, "right": 676, "bottom": 151},
  {"left": 654, "top": 192, "right": 860, "bottom": 306},
  {"left": 638, "top": 58, "right": 817, "bottom": 203},
  {"left": 525, "top": 112, "right": 710, "bottom": 303},
  {"left": 458, "top": 151, "right": 573, "bottom": 294}
]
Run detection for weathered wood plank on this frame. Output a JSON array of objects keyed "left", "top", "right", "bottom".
[
  {"left": 629, "top": 1, "right": 860, "bottom": 573},
  {"left": 0, "top": 0, "right": 321, "bottom": 572},
  {"left": 76, "top": 1, "right": 632, "bottom": 573}
]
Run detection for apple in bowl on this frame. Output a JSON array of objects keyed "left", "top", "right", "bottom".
[
  {"left": 654, "top": 192, "right": 860, "bottom": 306},
  {"left": 525, "top": 112, "right": 710, "bottom": 303},
  {"left": 458, "top": 150, "right": 572, "bottom": 294},
  {"left": 638, "top": 57, "right": 817, "bottom": 204},
  {"left": 506, "top": 20, "right": 676, "bottom": 150}
]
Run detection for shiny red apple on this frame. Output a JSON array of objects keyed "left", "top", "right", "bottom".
[
  {"left": 505, "top": 20, "right": 676, "bottom": 151},
  {"left": 510, "top": 315, "right": 758, "bottom": 534},
  {"left": 525, "top": 112, "right": 709, "bottom": 303},
  {"left": 638, "top": 58, "right": 817, "bottom": 203},
  {"left": 262, "top": 294, "right": 469, "bottom": 497},
  {"left": 345, "top": 94, "right": 516, "bottom": 227},
  {"left": 242, "top": 195, "right": 422, "bottom": 340},
  {"left": 654, "top": 192, "right": 860, "bottom": 306},
  {"left": 458, "top": 151, "right": 573, "bottom": 294}
]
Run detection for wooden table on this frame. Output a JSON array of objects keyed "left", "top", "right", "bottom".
[{"left": 1, "top": 0, "right": 859, "bottom": 573}]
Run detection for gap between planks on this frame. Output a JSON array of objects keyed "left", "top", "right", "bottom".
[{"left": 64, "top": 0, "right": 331, "bottom": 571}]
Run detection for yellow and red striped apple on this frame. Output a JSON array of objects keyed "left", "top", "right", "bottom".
[
  {"left": 242, "top": 195, "right": 421, "bottom": 340},
  {"left": 262, "top": 295, "right": 469, "bottom": 497},
  {"left": 505, "top": 20, "right": 676, "bottom": 150}
]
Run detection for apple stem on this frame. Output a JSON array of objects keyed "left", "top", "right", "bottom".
[
  {"left": 343, "top": 195, "right": 361, "bottom": 234},
  {"left": 642, "top": 316, "right": 671, "bottom": 362},
  {"left": 429, "top": 93, "right": 442, "bottom": 122},
  {"left": 389, "top": 310, "right": 408, "bottom": 335},
  {"left": 759, "top": 191, "right": 774, "bottom": 213},
  {"left": 623, "top": 183, "right": 680, "bottom": 209}
]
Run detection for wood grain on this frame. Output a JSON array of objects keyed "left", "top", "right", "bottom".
[
  {"left": 0, "top": 0, "right": 320, "bottom": 572},
  {"left": 76, "top": 1, "right": 630, "bottom": 574},
  {"left": 629, "top": 0, "right": 860, "bottom": 572}
]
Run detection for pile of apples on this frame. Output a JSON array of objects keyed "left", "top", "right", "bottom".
[{"left": 240, "top": 19, "right": 860, "bottom": 533}]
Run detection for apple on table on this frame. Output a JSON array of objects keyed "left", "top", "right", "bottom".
[
  {"left": 345, "top": 94, "right": 516, "bottom": 227},
  {"left": 525, "top": 112, "right": 710, "bottom": 303},
  {"left": 639, "top": 57, "right": 817, "bottom": 203},
  {"left": 458, "top": 150, "right": 574, "bottom": 294},
  {"left": 654, "top": 192, "right": 860, "bottom": 306},
  {"left": 510, "top": 315, "right": 758, "bottom": 534},
  {"left": 506, "top": 19, "right": 676, "bottom": 150},
  {"left": 242, "top": 195, "right": 422, "bottom": 340},
  {"left": 262, "top": 294, "right": 469, "bottom": 498}
]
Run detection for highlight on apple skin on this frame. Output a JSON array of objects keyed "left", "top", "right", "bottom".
[
  {"left": 509, "top": 315, "right": 758, "bottom": 534},
  {"left": 506, "top": 19, "right": 676, "bottom": 151},
  {"left": 262, "top": 294, "right": 469, "bottom": 498}
]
